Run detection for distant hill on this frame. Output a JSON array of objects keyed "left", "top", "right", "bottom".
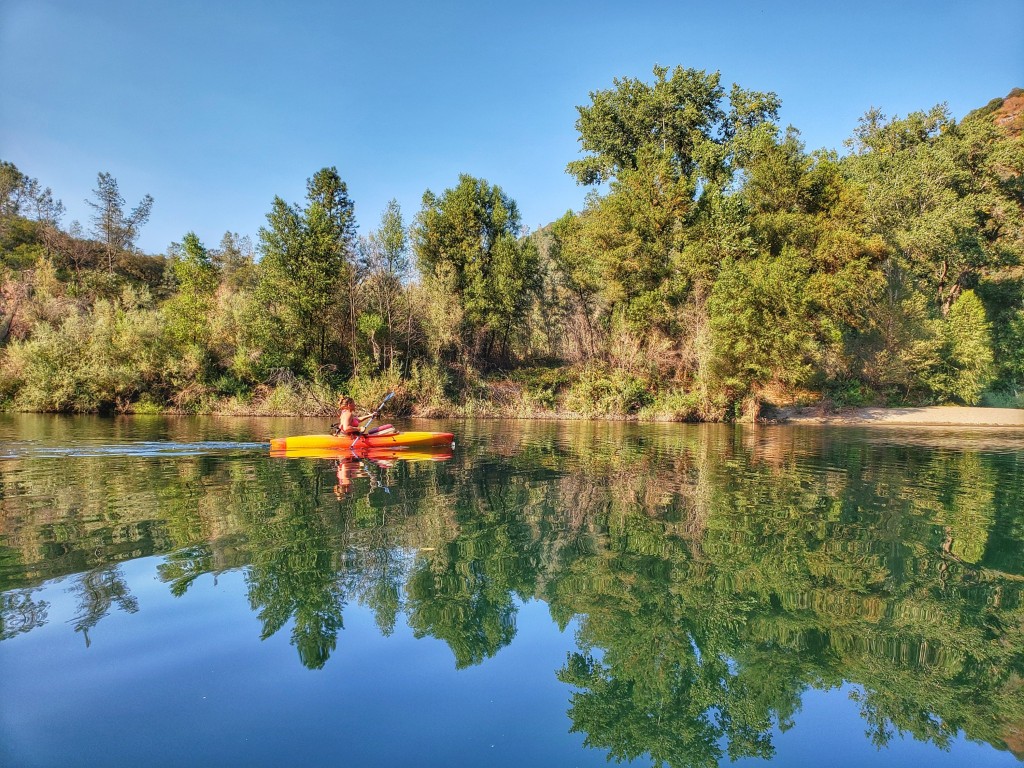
[{"left": 966, "top": 87, "right": 1024, "bottom": 135}]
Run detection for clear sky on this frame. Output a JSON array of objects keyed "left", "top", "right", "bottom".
[{"left": 2, "top": 0, "right": 1022, "bottom": 255}]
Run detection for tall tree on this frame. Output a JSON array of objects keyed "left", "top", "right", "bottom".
[
  {"left": 0, "top": 160, "right": 64, "bottom": 225},
  {"left": 258, "top": 167, "right": 357, "bottom": 375},
  {"left": 85, "top": 172, "right": 154, "bottom": 272},
  {"left": 358, "top": 199, "right": 410, "bottom": 371},
  {"left": 165, "top": 232, "right": 218, "bottom": 349},
  {"left": 413, "top": 175, "right": 539, "bottom": 365},
  {"left": 844, "top": 105, "right": 1024, "bottom": 315},
  {"left": 567, "top": 66, "right": 780, "bottom": 191},
  {"left": 211, "top": 231, "right": 256, "bottom": 289},
  {"left": 554, "top": 67, "right": 782, "bottom": 382}
]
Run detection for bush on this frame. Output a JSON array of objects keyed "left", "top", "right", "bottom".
[
  {"left": 5, "top": 315, "right": 91, "bottom": 410},
  {"left": 564, "top": 364, "right": 652, "bottom": 415},
  {"left": 640, "top": 388, "right": 701, "bottom": 421},
  {"left": 348, "top": 365, "right": 413, "bottom": 416}
]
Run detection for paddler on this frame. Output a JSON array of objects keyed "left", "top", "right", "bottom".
[
  {"left": 337, "top": 396, "right": 362, "bottom": 436},
  {"left": 334, "top": 395, "right": 397, "bottom": 438}
]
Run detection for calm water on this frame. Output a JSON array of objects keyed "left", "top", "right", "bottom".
[{"left": 1, "top": 414, "right": 1023, "bottom": 768}]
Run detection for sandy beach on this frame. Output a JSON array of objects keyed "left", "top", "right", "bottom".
[{"left": 774, "top": 405, "right": 1024, "bottom": 427}]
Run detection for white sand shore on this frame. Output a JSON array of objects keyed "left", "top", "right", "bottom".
[{"left": 775, "top": 405, "right": 1024, "bottom": 427}]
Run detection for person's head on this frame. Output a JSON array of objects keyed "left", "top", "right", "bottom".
[{"left": 338, "top": 395, "right": 355, "bottom": 412}]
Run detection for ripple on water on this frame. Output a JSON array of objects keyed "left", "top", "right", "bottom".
[{"left": 0, "top": 441, "right": 269, "bottom": 459}]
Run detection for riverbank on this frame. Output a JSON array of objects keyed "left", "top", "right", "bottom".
[{"left": 771, "top": 405, "right": 1024, "bottom": 427}]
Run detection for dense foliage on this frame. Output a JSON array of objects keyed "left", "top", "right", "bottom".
[{"left": 1, "top": 74, "right": 1022, "bottom": 417}]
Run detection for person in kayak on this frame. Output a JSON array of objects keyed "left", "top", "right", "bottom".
[
  {"left": 334, "top": 396, "right": 396, "bottom": 437},
  {"left": 337, "top": 396, "right": 362, "bottom": 436}
]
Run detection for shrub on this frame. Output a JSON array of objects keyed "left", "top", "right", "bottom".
[
  {"left": 640, "top": 388, "right": 701, "bottom": 421},
  {"left": 564, "top": 364, "right": 652, "bottom": 415},
  {"left": 929, "top": 290, "right": 995, "bottom": 405},
  {"left": 348, "top": 365, "right": 413, "bottom": 416}
]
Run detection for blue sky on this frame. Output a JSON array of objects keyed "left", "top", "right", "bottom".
[{"left": 2, "top": 0, "right": 1022, "bottom": 255}]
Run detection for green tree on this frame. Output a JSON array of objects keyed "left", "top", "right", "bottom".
[
  {"left": 162, "top": 232, "right": 219, "bottom": 389},
  {"left": 257, "top": 167, "right": 357, "bottom": 376},
  {"left": 556, "top": 66, "right": 784, "bottom": 389},
  {"left": 85, "top": 172, "right": 154, "bottom": 272},
  {"left": 845, "top": 105, "right": 1023, "bottom": 315},
  {"left": 929, "top": 289, "right": 995, "bottom": 404},
  {"left": 357, "top": 199, "right": 410, "bottom": 371},
  {"left": 567, "top": 66, "right": 780, "bottom": 190},
  {"left": 413, "top": 174, "right": 539, "bottom": 365},
  {"left": 707, "top": 252, "right": 819, "bottom": 395},
  {"left": 211, "top": 231, "right": 256, "bottom": 290}
]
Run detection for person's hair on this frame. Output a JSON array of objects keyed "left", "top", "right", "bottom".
[{"left": 338, "top": 396, "right": 355, "bottom": 410}]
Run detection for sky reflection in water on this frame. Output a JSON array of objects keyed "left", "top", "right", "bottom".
[{"left": 1, "top": 414, "right": 1022, "bottom": 767}]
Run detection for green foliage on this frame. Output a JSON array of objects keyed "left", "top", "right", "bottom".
[
  {"left": 844, "top": 106, "right": 1023, "bottom": 314},
  {"left": 976, "top": 275, "right": 1024, "bottom": 391},
  {"left": 564, "top": 364, "right": 653, "bottom": 415},
  {"left": 567, "top": 65, "right": 780, "bottom": 188},
  {"left": 257, "top": 167, "right": 357, "bottom": 375},
  {"left": 1001, "top": 308, "right": 1024, "bottom": 384},
  {"left": 164, "top": 232, "right": 218, "bottom": 357},
  {"left": 639, "top": 387, "right": 702, "bottom": 420},
  {"left": 708, "top": 253, "right": 819, "bottom": 391},
  {"left": 854, "top": 269, "right": 941, "bottom": 400},
  {"left": 405, "top": 360, "right": 451, "bottom": 412},
  {"left": 929, "top": 290, "right": 995, "bottom": 404},
  {"left": 413, "top": 175, "right": 540, "bottom": 365},
  {"left": 85, "top": 172, "right": 154, "bottom": 272},
  {"left": 347, "top": 364, "right": 412, "bottom": 416},
  {"left": 2, "top": 80, "right": 1023, "bottom": 417},
  {"left": 1, "top": 294, "right": 168, "bottom": 411},
  {"left": 357, "top": 199, "right": 412, "bottom": 373}
]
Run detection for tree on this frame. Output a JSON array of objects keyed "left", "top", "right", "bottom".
[
  {"left": 1, "top": 160, "right": 65, "bottom": 264},
  {"left": 556, "top": 67, "right": 782, "bottom": 385},
  {"left": 0, "top": 160, "right": 64, "bottom": 225},
  {"left": 567, "top": 66, "right": 780, "bottom": 191},
  {"left": 930, "top": 289, "right": 995, "bottom": 404},
  {"left": 85, "top": 172, "right": 154, "bottom": 272},
  {"left": 413, "top": 175, "right": 539, "bottom": 365},
  {"left": 165, "top": 232, "right": 218, "bottom": 349},
  {"left": 257, "top": 167, "right": 357, "bottom": 376},
  {"left": 707, "top": 252, "right": 820, "bottom": 393},
  {"left": 211, "top": 231, "right": 255, "bottom": 289},
  {"left": 844, "top": 106, "right": 1023, "bottom": 315},
  {"left": 357, "top": 199, "right": 411, "bottom": 372}
]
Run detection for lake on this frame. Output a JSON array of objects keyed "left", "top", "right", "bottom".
[{"left": 1, "top": 414, "right": 1022, "bottom": 767}]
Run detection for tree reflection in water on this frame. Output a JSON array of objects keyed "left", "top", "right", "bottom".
[{"left": 1, "top": 421, "right": 1022, "bottom": 762}]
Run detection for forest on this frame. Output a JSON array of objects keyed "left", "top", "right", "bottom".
[{"left": 1, "top": 68, "right": 1022, "bottom": 419}]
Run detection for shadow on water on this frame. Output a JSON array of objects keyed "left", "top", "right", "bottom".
[{"left": 1, "top": 415, "right": 1023, "bottom": 763}]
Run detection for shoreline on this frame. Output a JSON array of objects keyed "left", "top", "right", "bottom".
[
  {"left": 3, "top": 404, "right": 1024, "bottom": 428},
  {"left": 771, "top": 405, "right": 1024, "bottom": 428}
]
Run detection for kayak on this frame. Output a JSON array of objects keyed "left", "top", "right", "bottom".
[
  {"left": 270, "top": 446, "right": 453, "bottom": 462},
  {"left": 269, "top": 430, "right": 454, "bottom": 453}
]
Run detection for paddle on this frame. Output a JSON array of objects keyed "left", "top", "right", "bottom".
[{"left": 350, "top": 391, "right": 395, "bottom": 450}]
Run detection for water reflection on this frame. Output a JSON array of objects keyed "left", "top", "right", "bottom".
[{"left": 1, "top": 416, "right": 1023, "bottom": 763}]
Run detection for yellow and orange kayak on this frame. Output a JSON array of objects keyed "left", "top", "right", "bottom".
[
  {"left": 270, "top": 446, "right": 453, "bottom": 462},
  {"left": 269, "top": 431, "right": 454, "bottom": 453}
]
